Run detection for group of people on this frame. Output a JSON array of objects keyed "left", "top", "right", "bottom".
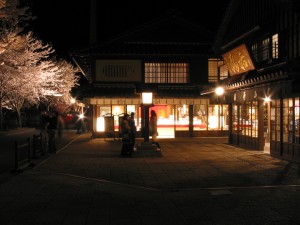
[
  {"left": 40, "top": 110, "right": 65, "bottom": 154},
  {"left": 120, "top": 110, "right": 160, "bottom": 156},
  {"left": 120, "top": 112, "right": 137, "bottom": 156}
]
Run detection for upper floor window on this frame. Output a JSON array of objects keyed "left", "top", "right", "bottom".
[
  {"left": 208, "top": 58, "right": 228, "bottom": 83},
  {"left": 144, "top": 63, "right": 189, "bottom": 83},
  {"left": 272, "top": 34, "right": 278, "bottom": 59},
  {"left": 251, "top": 34, "right": 279, "bottom": 63},
  {"left": 219, "top": 63, "right": 229, "bottom": 80},
  {"left": 252, "top": 37, "right": 269, "bottom": 62}
]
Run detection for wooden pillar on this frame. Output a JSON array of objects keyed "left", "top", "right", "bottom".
[
  {"left": 189, "top": 105, "right": 193, "bottom": 137},
  {"left": 228, "top": 103, "right": 233, "bottom": 144},
  {"left": 258, "top": 100, "right": 265, "bottom": 150}
]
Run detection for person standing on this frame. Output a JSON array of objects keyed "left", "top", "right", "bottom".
[
  {"left": 149, "top": 110, "right": 161, "bottom": 150},
  {"left": 40, "top": 111, "right": 48, "bottom": 133},
  {"left": 45, "top": 111, "right": 58, "bottom": 153},
  {"left": 128, "top": 112, "right": 137, "bottom": 151},
  {"left": 120, "top": 114, "right": 132, "bottom": 156}
]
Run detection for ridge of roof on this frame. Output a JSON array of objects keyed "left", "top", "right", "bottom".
[{"left": 76, "top": 10, "right": 214, "bottom": 53}]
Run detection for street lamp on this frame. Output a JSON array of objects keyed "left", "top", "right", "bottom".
[
  {"left": 215, "top": 87, "right": 224, "bottom": 96},
  {"left": 141, "top": 92, "right": 153, "bottom": 142},
  {"left": 215, "top": 86, "right": 225, "bottom": 103},
  {"left": 137, "top": 92, "right": 161, "bottom": 156}
]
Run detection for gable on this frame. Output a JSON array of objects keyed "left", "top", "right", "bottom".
[
  {"left": 71, "top": 12, "right": 215, "bottom": 81},
  {"left": 104, "top": 14, "right": 214, "bottom": 44}
]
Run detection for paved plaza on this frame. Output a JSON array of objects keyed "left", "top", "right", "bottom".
[{"left": 0, "top": 133, "right": 300, "bottom": 225}]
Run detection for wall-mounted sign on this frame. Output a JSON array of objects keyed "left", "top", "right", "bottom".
[
  {"left": 96, "top": 60, "right": 142, "bottom": 82},
  {"left": 222, "top": 44, "right": 255, "bottom": 76}
]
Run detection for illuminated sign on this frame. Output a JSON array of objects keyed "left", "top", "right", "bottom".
[{"left": 222, "top": 44, "right": 255, "bottom": 76}]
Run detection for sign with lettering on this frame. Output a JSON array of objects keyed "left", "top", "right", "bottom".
[{"left": 222, "top": 44, "right": 255, "bottom": 76}]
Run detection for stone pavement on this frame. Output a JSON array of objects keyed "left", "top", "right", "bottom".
[{"left": 0, "top": 133, "right": 300, "bottom": 225}]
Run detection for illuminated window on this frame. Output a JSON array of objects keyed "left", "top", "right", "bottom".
[
  {"left": 232, "top": 102, "right": 258, "bottom": 137},
  {"left": 272, "top": 34, "right": 278, "bottom": 59},
  {"left": 219, "top": 63, "right": 229, "bottom": 80},
  {"left": 144, "top": 63, "right": 189, "bottom": 83},
  {"left": 208, "top": 58, "right": 228, "bottom": 83}
]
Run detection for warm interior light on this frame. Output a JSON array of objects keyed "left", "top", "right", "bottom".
[
  {"left": 215, "top": 87, "right": 224, "bottom": 96},
  {"left": 142, "top": 92, "right": 153, "bottom": 104},
  {"left": 96, "top": 117, "right": 104, "bottom": 132},
  {"left": 71, "top": 98, "right": 76, "bottom": 104},
  {"left": 209, "top": 115, "right": 218, "bottom": 129},
  {"left": 114, "top": 106, "right": 121, "bottom": 115}
]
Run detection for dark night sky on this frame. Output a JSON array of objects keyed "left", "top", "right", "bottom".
[{"left": 26, "top": 1, "right": 229, "bottom": 60}]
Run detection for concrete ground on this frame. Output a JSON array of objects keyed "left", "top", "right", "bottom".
[{"left": 0, "top": 132, "right": 300, "bottom": 225}]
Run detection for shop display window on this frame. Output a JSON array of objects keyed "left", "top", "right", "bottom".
[
  {"left": 275, "top": 100, "right": 281, "bottom": 142},
  {"left": 193, "top": 105, "right": 207, "bottom": 130},
  {"left": 232, "top": 102, "right": 258, "bottom": 137},
  {"left": 282, "top": 99, "right": 291, "bottom": 142},
  {"left": 232, "top": 104, "right": 239, "bottom": 133},
  {"left": 271, "top": 98, "right": 300, "bottom": 144},
  {"left": 175, "top": 104, "right": 189, "bottom": 130},
  {"left": 96, "top": 106, "right": 112, "bottom": 132}
]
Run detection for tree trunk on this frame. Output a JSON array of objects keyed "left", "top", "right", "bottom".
[{"left": 16, "top": 108, "right": 22, "bottom": 127}]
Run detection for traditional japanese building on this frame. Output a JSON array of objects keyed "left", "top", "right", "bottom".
[
  {"left": 71, "top": 7, "right": 229, "bottom": 139},
  {"left": 211, "top": 0, "right": 300, "bottom": 162}
]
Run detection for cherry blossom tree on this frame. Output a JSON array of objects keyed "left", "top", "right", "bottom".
[
  {"left": 2, "top": 31, "right": 55, "bottom": 127},
  {"left": 0, "top": 0, "right": 32, "bottom": 128},
  {"left": 38, "top": 58, "right": 80, "bottom": 113},
  {"left": 0, "top": 0, "right": 32, "bottom": 29},
  {"left": 0, "top": 0, "right": 80, "bottom": 128}
]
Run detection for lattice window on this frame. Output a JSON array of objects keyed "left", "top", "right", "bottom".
[{"left": 144, "top": 63, "right": 189, "bottom": 84}]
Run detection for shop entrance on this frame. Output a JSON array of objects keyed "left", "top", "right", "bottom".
[{"left": 150, "top": 105, "right": 175, "bottom": 138}]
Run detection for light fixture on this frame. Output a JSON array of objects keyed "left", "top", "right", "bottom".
[
  {"left": 264, "top": 96, "right": 271, "bottom": 104},
  {"left": 215, "top": 87, "right": 224, "bottom": 96},
  {"left": 142, "top": 92, "right": 153, "bottom": 105},
  {"left": 141, "top": 92, "right": 153, "bottom": 143}
]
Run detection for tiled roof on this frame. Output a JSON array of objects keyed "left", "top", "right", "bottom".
[
  {"left": 156, "top": 86, "right": 200, "bottom": 98},
  {"left": 72, "top": 84, "right": 202, "bottom": 99},
  {"left": 72, "top": 84, "right": 138, "bottom": 99},
  {"left": 86, "top": 41, "right": 212, "bottom": 56},
  {"left": 71, "top": 12, "right": 214, "bottom": 81},
  {"left": 200, "top": 62, "right": 295, "bottom": 95},
  {"left": 222, "top": 62, "right": 289, "bottom": 90}
]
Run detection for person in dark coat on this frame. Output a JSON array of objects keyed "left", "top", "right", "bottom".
[
  {"left": 120, "top": 114, "right": 132, "bottom": 156},
  {"left": 128, "top": 112, "right": 137, "bottom": 151},
  {"left": 45, "top": 111, "right": 58, "bottom": 153},
  {"left": 150, "top": 110, "right": 161, "bottom": 150}
]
